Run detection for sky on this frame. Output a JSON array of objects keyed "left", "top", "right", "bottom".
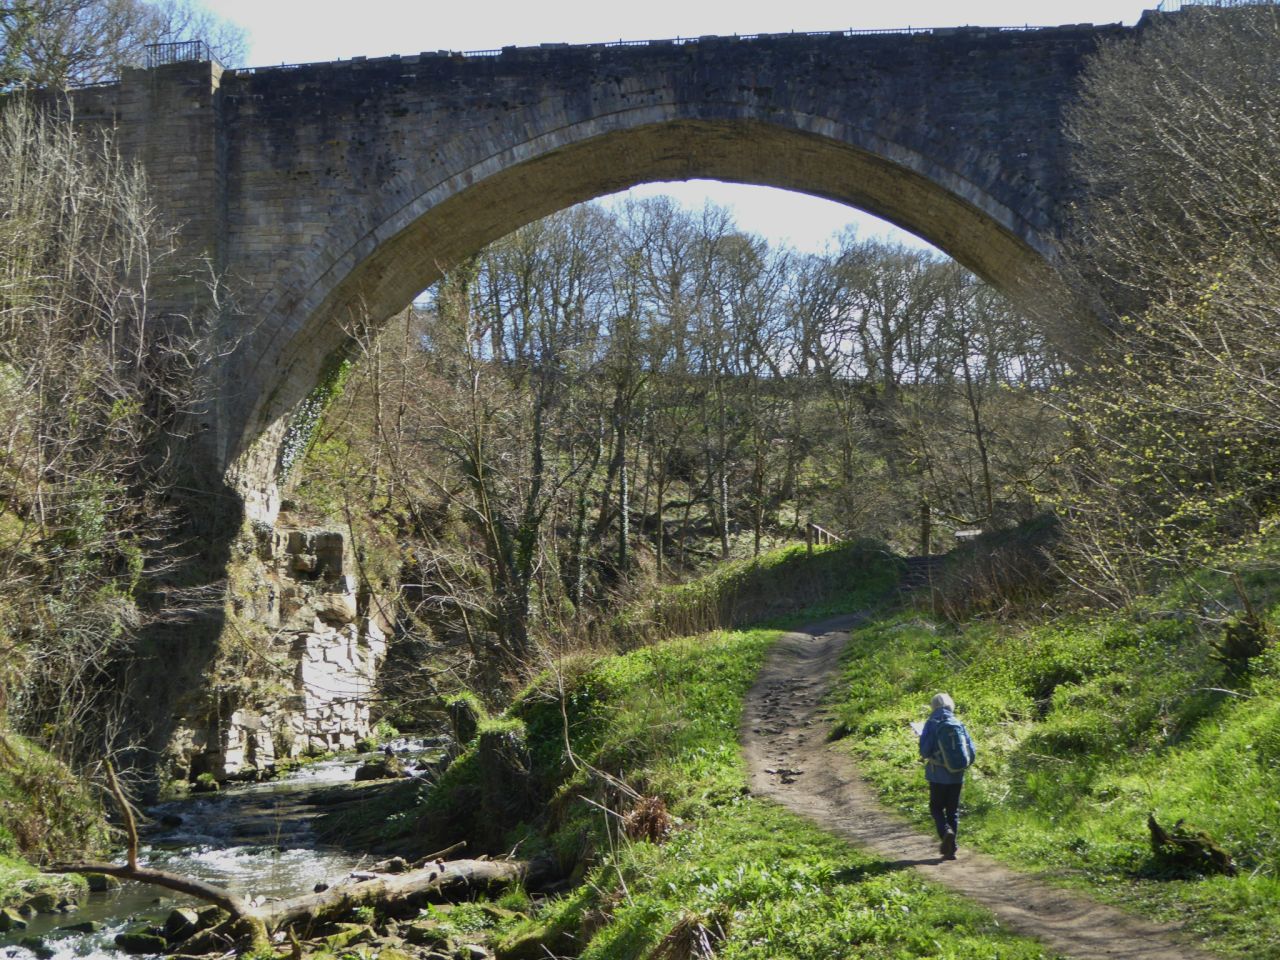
[{"left": 202, "top": 0, "right": 1160, "bottom": 253}]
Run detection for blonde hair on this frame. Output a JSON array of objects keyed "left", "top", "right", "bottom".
[{"left": 930, "top": 693, "right": 955, "bottom": 711}]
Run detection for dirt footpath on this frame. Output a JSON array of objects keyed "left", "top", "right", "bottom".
[{"left": 740, "top": 614, "right": 1217, "bottom": 960}]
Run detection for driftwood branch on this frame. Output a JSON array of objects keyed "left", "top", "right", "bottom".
[
  {"left": 416, "top": 840, "right": 467, "bottom": 864},
  {"left": 43, "top": 861, "right": 253, "bottom": 917}
]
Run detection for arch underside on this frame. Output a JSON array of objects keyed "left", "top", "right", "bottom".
[{"left": 233, "top": 116, "right": 1063, "bottom": 503}]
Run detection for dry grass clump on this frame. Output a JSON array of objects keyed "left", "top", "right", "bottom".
[
  {"left": 623, "top": 795, "right": 674, "bottom": 844},
  {"left": 647, "top": 908, "right": 729, "bottom": 960}
]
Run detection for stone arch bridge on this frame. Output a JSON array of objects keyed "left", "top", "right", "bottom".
[{"left": 69, "top": 19, "right": 1137, "bottom": 517}]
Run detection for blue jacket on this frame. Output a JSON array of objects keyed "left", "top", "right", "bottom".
[{"left": 919, "top": 707, "right": 975, "bottom": 784}]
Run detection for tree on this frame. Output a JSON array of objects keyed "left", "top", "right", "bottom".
[
  {"left": 1055, "top": 4, "right": 1280, "bottom": 597},
  {"left": 895, "top": 265, "right": 1058, "bottom": 534},
  {"left": 0, "top": 99, "right": 219, "bottom": 756},
  {"left": 1067, "top": 4, "right": 1280, "bottom": 313},
  {"left": 1, "top": 0, "right": 247, "bottom": 89}
]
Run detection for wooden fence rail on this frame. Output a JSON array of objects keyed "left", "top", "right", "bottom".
[{"left": 806, "top": 522, "right": 844, "bottom": 554}]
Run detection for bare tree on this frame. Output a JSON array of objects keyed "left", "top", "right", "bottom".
[
  {"left": 1054, "top": 5, "right": 1280, "bottom": 596},
  {"left": 0, "top": 99, "right": 220, "bottom": 758},
  {"left": 1, "top": 0, "right": 247, "bottom": 89}
]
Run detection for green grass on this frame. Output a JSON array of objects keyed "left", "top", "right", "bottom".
[
  {"left": 565, "top": 796, "right": 1053, "bottom": 960},
  {"left": 489, "top": 629, "right": 1056, "bottom": 959},
  {"left": 0, "top": 731, "right": 101, "bottom": 908},
  {"left": 607, "top": 538, "right": 900, "bottom": 646},
  {"left": 828, "top": 589, "right": 1280, "bottom": 957}
]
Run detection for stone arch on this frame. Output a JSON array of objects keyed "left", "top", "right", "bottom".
[{"left": 228, "top": 108, "right": 1063, "bottom": 514}]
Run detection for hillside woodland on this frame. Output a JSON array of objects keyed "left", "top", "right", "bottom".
[{"left": 288, "top": 201, "right": 1060, "bottom": 698}]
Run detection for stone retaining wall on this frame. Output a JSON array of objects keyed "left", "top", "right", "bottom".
[{"left": 167, "top": 523, "right": 388, "bottom": 782}]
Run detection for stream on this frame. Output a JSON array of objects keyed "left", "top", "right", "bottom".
[{"left": 0, "top": 739, "right": 439, "bottom": 960}]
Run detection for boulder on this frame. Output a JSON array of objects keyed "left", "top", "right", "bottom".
[
  {"left": 174, "top": 919, "right": 235, "bottom": 956},
  {"left": 322, "top": 923, "right": 375, "bottom": 950},
  {"left": 0, "top": 908, "right": 27, "bottom": 932},
  {"left": 194, "top": 905, "right": 229, "bottom": 931},
  {"left": 191, "top": 775, "right": 219, "bottom": 793},
  {"left": 58, "top": 920, "right": 100, "bottom": 934},
  {"left": 354, "top": 756, "right": 405, "bottom": 781},
  {"left": 115, "top": 927, "right": 168, "bottom": 954},
  {"left": 19, "top": 937, "right": 54, "bottom": 960},
  {"left": 85, "top": 873, "right": 121, "bottom": 892},
  {"left": 164, "top": 907, "right": 201, "bottom": 942},
  {"left": 403, "top": 921, "right": 451, "bottom": 949}
]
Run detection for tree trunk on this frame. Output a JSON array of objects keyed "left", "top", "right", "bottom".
[
  {"left": 478, "top": 724, "right": 534, "bottom": 848},
  {"left": 654, "top": 467, "right": 666, "bottom": 579}
]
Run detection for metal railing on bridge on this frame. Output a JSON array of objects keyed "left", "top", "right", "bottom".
[
  {"left": 1156, "top": 0, "right": 1277, "bottom": 11},
  {"left": 144, "top": 40, "right": 223, "bottom": 70},
  {"left": 224, "top": 23, "right": 1083, "bottom": 77}
]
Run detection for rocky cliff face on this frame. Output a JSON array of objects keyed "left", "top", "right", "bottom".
[{"left": 166, "top": 523, "right": 389, "bottom": 783}]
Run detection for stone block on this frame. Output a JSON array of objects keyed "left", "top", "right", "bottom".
[{"left": 315, "top": 591, "right": 358, "bottom": 624}]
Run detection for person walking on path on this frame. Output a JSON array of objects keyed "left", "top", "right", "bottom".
[{"left": 918, "top": 692, "right": 976, "bottom": 860}]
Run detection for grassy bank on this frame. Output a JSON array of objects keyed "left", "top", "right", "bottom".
[
  {"left": 325, "top": 544, "right": 1056, "bottom": 957},
  {"left": 494, "top": 629, "right": 1057, "bottom": 959},
  {"left": 0, "top": 730, "right": 103, "bottom": 908},
  {"left": 828, "top": 542, "right": 1280, "bottom": 958},
  {"left": 607, "top": 538, "right": 900, "bottom": 644}
]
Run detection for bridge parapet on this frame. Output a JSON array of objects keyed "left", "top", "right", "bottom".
[{"left": 221, "top": 21, "right": 1119, "bottom": 78}]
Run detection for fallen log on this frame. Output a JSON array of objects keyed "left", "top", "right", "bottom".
[
  {"left": 44, "top": 858, "right": 530, "bottom": 933},
  {"left": 257, "top": 858, "right": 528, "bottom": 929}
]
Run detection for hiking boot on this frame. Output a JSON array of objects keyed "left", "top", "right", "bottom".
[{"left": 940, "top": 829, "right": 957, "bottom": 859}]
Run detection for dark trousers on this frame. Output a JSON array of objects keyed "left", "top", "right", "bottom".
[{"left": 929, "top": 781, "right": 963, "bottom": 839}]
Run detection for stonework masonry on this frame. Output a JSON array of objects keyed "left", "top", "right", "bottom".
[{"left": 64, "top": 21, "right": 1137, "bottom": 516}]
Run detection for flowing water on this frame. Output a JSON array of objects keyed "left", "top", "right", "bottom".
[{"left": 0, "top": 739, "right": 440, "bottom": 960}]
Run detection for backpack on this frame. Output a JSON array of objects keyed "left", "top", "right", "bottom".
[{"left": 932, "top": 717, "right": 975, "bottom": 774}]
